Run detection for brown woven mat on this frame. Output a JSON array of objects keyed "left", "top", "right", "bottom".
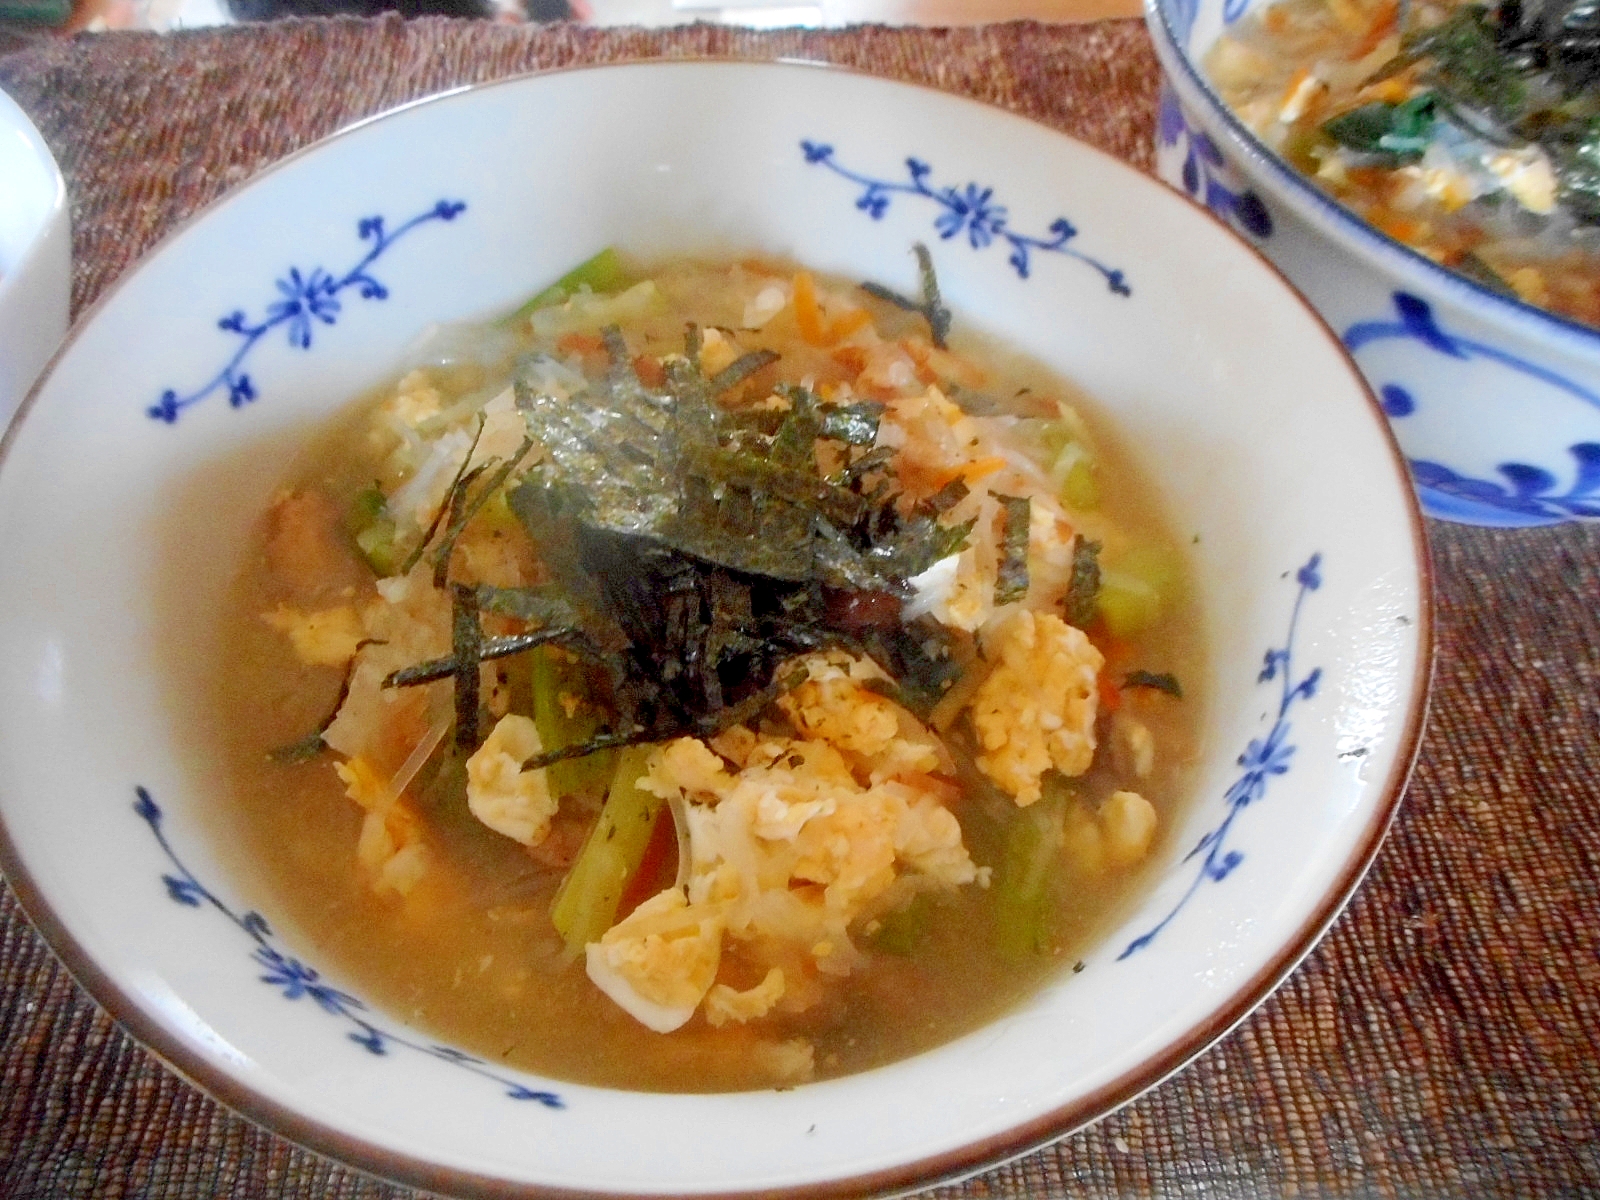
[{"left": 1, "top": 16, "right": 1598, "bottom": 1199}]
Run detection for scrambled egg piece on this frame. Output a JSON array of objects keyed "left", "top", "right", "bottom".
[
  {"left": 1063, "top": 789, "right": 1158, "bottom": 874},
  {"left": 644, "top": 729, "right": 977, "bottom": 986},
  {"left": 777, "top": 652, "right": 941, "bottom": 783},
  {"left": 704, "top": 968, "right": 786, "bottom": 1028},
  {"left": 585, "top": 888, "right": 725, "bottom": 1033},
  {"left": 336, "top": 756, "right": 429, "bottom": 896},
  {"left": 465, "top": 715, "right": 558, "bottom": 847},
  {"left": 970, "top": 609, "right": 1104, "bottom": 805},
  {"left": 323, "top": 566, "right": 450, "bottom": 768},
  {"left": 384, "top": 369, "right": 444, "bottom": 428},
  {"left": 261, "top": 603, "right": 363, "bottom": 667}
]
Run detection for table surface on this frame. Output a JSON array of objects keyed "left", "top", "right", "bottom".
[{"left": 2, "top": 16, "right": 1598, "bottom": 1200}]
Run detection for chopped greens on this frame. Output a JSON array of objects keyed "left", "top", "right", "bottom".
[
  {"left": 512, "top": 246, "right": 632, "bottom": 320},
  {"left": 1323, "top": 94, "right": 1440, "bottom": 163},
  {"left": 1063, "top": 537, "right": 1102, "bottom": 629},
  {"left": 994, "top": 495, "right": 1032, "bottom": 605}
]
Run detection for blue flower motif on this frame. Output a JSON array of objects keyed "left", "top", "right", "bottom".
[
  {"left": 1160, "top": 85, "right": 1274, "bottom": 241},
  {"left": 149, "top": 199, "right": 467, "bottom": 424},
  {"left": 1120, "top": 553, "right": 1324, "bottom": 958},
  {"left": 254, "top": 946, "right": 363, "bottom": 1015},
  {"left": 1344, "top": 293, "right": 1600, "bottom": 523},
  {"left": 133, "top": 785, "right": 566, "bottom": 1105},
  {"left": 801, "top": 142, "right": 1130, "bottom": 295},
  {"left": 935, "top": 183, "right": 1007, "bottom": 249},
  {"left": 269, "top": 267, "right": 343, "bottom": 351}
]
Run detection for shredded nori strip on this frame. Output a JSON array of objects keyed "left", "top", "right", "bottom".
[
  {"left": 383, "top": 628, "right": 603, "bottom": 689},
  {"left": 267, "top": 640, "right": 380, "bottom": 763},
  {"left": 449, "top": 584, "right": 485, "bottom": 749},
  {"left": 860, "top": 243, "right": 953, "bottom": 349},
  {"left": 707, "top": 348, "right": 780, "bottom": 396},
  {"left": 994, "top": 495, "right": 1031, "bottom": 605},
  {"left": 400, "top": 413, "right": 486, "bottom": 576},
  {"left": 431, "top": 436, "right": 537, "bottom": 588},
  {"left": 1123, "top": 670, "right": 1183, "bottom": 698},
  {"left": 1063, "top": 537, "right": 1102, "bottom": 629},
  {"left": 818, "top": 401, "right": 886, "bottom": 446},
  {"left": 473, "top": 584, "right": 583, "bottom": 628},
  {"left": 379, "top": 271, "right": 978, "bottom": 756}
]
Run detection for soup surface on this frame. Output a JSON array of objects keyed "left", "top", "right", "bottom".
[
  {"left": 1208, "top": 0, "right": 1600, "bottom": 327},
  {"left": 212, "top": 251, "right": 1203, "bottom": 1092}
]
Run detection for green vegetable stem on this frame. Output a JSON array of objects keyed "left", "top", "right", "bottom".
[{"left": 549, "top": 744, "right": 662, "bottom": 957}]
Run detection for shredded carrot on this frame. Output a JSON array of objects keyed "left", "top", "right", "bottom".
[
  {"left": 826, "top": 308, "right": 872, "bottom": 343},
  {"left": 793, "top": 271, "right": 827, "bottom": 345},
  {"left": 1279, "top": 67, "right": 1313, "bottom": 109},
  {"left": 831, "top": 344, "right": 869, "bottom": 375},
  {"left": 1353, "top": 0, "right": 1398, "bottom": 57},
  {"left": 1372, "top": 211, "right": 1425, "bottom": 245},
  {"left": 632, "top": 354, "right": 666, "bottom": 388},
  {"left": 557, "top": 331, "right": 606, "bottom": 356},
  {"left": 902, "top": 338, "right": 988, "bottom": 390},
  {"left": 1097, "top": 671, "right": 1122, "bottom": 715}
]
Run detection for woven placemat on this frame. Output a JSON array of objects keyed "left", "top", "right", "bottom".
[{"left": 2, "top": 17, "right": 1598, "bottom": 1199}]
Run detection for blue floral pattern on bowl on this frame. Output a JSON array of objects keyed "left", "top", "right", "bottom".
[
  {"left": 134, "top": 786, "right": 564, "bottom": 1105},
  {"left": 1121, "top": 553, "right": 1322, "bottom": 958},
  {"left": 801, "top": 141, "right": 1131, "bottom": 294},
  {"left": 1346, "top": 293, "right": 1600, "bottom": 523},
  {"left": 148, "top": 199, "right": 466, "bottom": 424},
  {"left": 1157, "top": 85, "right": 1273, "bottom": 241}
]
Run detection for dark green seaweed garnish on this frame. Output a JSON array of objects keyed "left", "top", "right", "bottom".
[
  {"left": 431, "top": 437, "right": 537, "bottom": 588},
  {"left": 1123, "top": 670, "right": 1183, "bottom": 698},
  {"left": 379, "top": 271, "right": 982, "bottom": 754},
  {"left": 993, "top": 495, "right": 1031, "bottom": 605},
  {"left": 861, "top": 243, "right": 953, "bottom": 348},
  {"left": 1346, "top": 1, "right": 1600, "bottom": 221},
  {"left": 1063, "top": 537, "right": 1102, "bottom": 629},
  {"left": 1323, "top": 94, "right": 1440, "bottom": 164},
  {"left": 268, "top": 639, "right": 380, "bottom": 763},
  {"left": 400, "top": 413, "right": 486, "bottom": 577}
]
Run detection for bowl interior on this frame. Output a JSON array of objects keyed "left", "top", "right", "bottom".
[{"left": 0, "top": 61, "right": 1429, "bottom": 1197}]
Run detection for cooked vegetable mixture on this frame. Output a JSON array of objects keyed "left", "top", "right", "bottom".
[
  {"left": 1209, "top": 0, "right": 1600, "bottom": 326},
  {"left": 220, "top": 250, "right": 1201, "bottom": 1091}
]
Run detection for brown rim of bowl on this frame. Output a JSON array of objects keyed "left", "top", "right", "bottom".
[{"left": 0, "top": 56, "right": 1436, "bottom": 1200}]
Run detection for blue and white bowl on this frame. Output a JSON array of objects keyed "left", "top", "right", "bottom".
[
  {"left": 1146, "top": 0, "right": 1600, "bottom": 527},
  {"left": 0, "top": 86, "right": 70, "bottom": 429},
  {"left": 0, "top": 62, "right": 1430, "bottom": 1197}
]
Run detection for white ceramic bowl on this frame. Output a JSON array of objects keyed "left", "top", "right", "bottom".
[
  {"left": 1146, "top": 0, "right": 1600, "bottom": 528},
  {"left": 0, "top": 62, "right": 1430, "bottom": 1197},
  {"left": 0, "top": 85, "right": 70, "bottom": 428}
]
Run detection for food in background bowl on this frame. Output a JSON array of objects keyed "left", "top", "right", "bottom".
[
  {"left": 0, "top": 60, "right": 1430, "bottom": 1199},
  {"left": 1208, "top": 0, "right": 1600, "bottom": 328},
  {"left": 1147, "top": 0, "right": 1600, "bottom": 527},
  {"left": 231, "top": 249, "right": 1201, "bottom": 1091}
]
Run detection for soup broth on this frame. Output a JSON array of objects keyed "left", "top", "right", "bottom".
[{"left": 210, "top": 253, "right": 1203, "bottom": 1092}]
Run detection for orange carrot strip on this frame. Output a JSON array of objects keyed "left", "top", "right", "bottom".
[
  {"left": 557, "top": 331, "right": 605, "bottom": 355},
  {"left": 632, "top": 354, "right": 666, "bottom": 388},
  {"left": 826, "top": 308, "right": 873, "bottom": 342},
  {"left": 793, "top": 271, "right": 827, "bottom": 345}
]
